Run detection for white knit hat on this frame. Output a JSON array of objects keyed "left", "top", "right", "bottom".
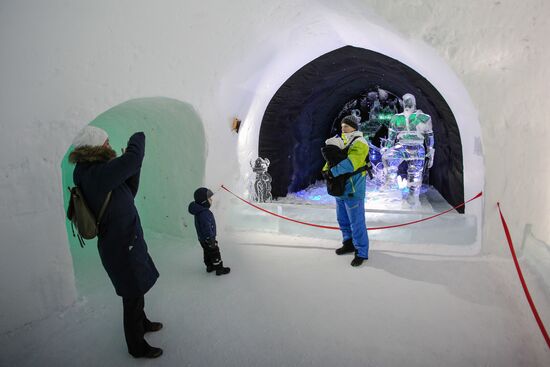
[
  {"left": 72, "top": 126, "right": 109, "bottom": 148},
  {"left": 325, "top": 136, "right": 345, "bottom": 149}
]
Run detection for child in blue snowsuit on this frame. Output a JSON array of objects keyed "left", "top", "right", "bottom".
[{"left": 188, "top": 187, "right": 230, "bottom": 276}]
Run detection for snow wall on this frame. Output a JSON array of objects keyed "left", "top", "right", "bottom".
[{"left": 1, "top": 0, "right": 549, "bottom": 333}]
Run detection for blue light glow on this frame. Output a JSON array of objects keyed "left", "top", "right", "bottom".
[{"left": 278, "top": 180, "right": 430, "bottom": 209}]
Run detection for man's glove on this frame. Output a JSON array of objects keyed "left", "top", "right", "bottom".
[{"left": 322, "top": 170, "right": 334, "bottom": 180}]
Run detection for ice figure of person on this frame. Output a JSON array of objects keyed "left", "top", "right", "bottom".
[
  {"left": 366, "top": 90, "right": 398, "bottom": 184},
  {"left": 381, "top": 93, "right": 434, "bottom": 205},
  {"left": 249, "top": 157, "right": 272, "bottom": 202}
]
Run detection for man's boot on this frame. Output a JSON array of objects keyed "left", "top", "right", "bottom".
[
  {"left": 351, "top": 254, "right": 368, "bottom": 267},
  {"left": 335, "top": 239, "right": 355, "bottom": 255}
]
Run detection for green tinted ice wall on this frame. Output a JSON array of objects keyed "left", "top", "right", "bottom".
[{"left": 61, "top": 98, "right": 205, "bottom": 291}]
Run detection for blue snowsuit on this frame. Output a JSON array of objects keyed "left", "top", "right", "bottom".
[
  {"left": 188, "top": 201, "right": 216, "bottom": 242},
  {"left": 188, "top": 197, "right": 224, "bottom": 268}
]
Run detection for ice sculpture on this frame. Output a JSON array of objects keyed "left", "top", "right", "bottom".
[
  {"left": 350, "top": 109, "right": 362, "bottom": 123},
  {"left": 249, "top": 157, "right": 273, "bottom": 202},
  {"left": 381, "top": 93, "right": 434, "bottom": 205},
  {"left": 362, "top": 89, "right": 399, "bottom": 184}
]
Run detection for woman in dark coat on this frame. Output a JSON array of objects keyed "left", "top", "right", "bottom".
[{"left": 69, "top": 126, "right": 162, "bottom": 358}]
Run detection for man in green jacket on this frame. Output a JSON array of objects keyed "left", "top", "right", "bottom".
[{"left": 323, "top": 115, "right": 370, "bottom": 266}]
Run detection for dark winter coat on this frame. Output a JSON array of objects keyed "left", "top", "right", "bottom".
[
  {"left": 188, "top": 202, "right": 216, "bottom": 242},
  {"left": 70, "top": 132, "right": 159, "bottom": 298}
]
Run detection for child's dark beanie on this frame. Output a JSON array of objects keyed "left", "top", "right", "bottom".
[{"left": 194, "top": 187, "right": 214, "bottom": 205}]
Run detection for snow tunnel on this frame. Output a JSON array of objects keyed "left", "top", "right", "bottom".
[
  {"left": 236, "top": 43, "right": 484, "bottom": 252},
  {"left": 60, "top": 97, "right": 205, "bottom": 293},
  {"left": 259, "top": 46, "right": 464, "bottom": 212}
]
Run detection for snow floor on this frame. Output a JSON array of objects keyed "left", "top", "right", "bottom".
[{"left": 2, "top": 231, "right": 549, "bottom": 367}]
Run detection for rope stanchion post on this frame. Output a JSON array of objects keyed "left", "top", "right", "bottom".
[{"left": 497, "top": 203, "right": 550, "bottom": 349}]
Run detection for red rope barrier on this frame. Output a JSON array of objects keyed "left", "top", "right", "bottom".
[
  {"left": 221, "top": 185, "right": 340, "bottom": 230},
  {"left": 497, "top": 203, "right": 550, "bottom": 349},
  {"left": 221, "top": 185, "right": 482, "bottom": 231}
]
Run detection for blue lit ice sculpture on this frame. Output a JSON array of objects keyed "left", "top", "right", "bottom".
[
  {"left": 249, "top": 157, "right": 273, "bottom": 203},
  {"left": 362, "top": 90, "right": 399, "bottom": 185},
  {"left": 381, "top": 93, "right": 434, "bottom": 205}
]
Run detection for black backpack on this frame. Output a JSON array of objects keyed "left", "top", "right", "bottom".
[
  {"left": 66, "top": 187, "right": 111, "bottom": 247},
  {"left": 321, "top": 136, "right": 373, "bottom": 197}
]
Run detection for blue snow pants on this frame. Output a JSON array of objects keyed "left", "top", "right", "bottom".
[{"left": 336, "top": 197, "right": 369, "bottom": 258}]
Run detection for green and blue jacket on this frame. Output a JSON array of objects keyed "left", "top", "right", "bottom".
[{"left": 323, "top": 131, "right": 369, "bottom": 199}]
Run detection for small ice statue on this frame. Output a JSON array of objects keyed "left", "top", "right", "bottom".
[
  {"left": 350, "top": 109, "right": 361, "bottom": 123},
  {"left": 249, "top": 157, "right": 272, "bottom": 203},
  {"left": 381, "top": 93, "right": 434, "bottom": 205}
]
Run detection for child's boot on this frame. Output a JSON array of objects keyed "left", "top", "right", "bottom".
[{"left": 214, "top": 261, "right": 230, "bottom": 276}]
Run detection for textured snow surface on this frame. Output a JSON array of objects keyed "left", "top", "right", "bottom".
[{"left": 2, "top": 232, "right": 549, "bottom": 366}]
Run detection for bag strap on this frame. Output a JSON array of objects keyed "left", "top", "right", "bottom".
[
  {"left": 76, "top": 233, "right": 86, "bottom": 248},
  {"left": 339, "top": 164, "right": 369, "bottom": 181},
  {"left": 96, "top": 191, "right": 112, "bottom": 226},
  {"left": 340, "top": 135, "right": 371, "bottom": 179},
  {"left": 343, "top": 136, "right": 361, "bottom": 153}
]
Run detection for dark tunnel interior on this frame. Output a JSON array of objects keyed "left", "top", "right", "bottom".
[{"left": 258, "top": 45, "right": 465, "bottom": 213}]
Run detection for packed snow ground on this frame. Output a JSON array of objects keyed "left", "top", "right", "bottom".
[{"left": 2, "top": 231, "right": 549, "bottom": 367}]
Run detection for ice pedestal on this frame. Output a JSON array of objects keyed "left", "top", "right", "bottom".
[
  {"left": 225, "top": 186, "right": 479, "bottom": 249},
  {"left": 226, "top": 199, "right": 340, "bottom": 241}
]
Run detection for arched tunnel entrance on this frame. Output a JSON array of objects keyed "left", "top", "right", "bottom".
[
  {"left": 61, "top": 97, "right": 206, "bottom": 294},
  {"left": 259, "top": 46, "right": 464, "bottom": 212}
]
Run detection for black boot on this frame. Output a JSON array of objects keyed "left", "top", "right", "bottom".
[
  {"left": 335, "top": 239, "right": 355, "bottom": 255},
  {"left": 351, "top": 254, "right": 368, "bottom": 267},
  {"left": 214, "top": 262, "right": 231, "bottom": 276},
  {"left": 144, "top": 321, "right": 163, "bottom": 333},
  {"left": 130, "top": 342, "right": 163, "bottom": 359}
]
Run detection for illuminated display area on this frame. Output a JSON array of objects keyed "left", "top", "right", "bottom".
[{"left": 258, "top": 46, "right": 462, "bottom": 213}]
